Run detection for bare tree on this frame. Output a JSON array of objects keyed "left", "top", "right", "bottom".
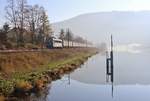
[
  {"left": 16, "top": 0, "right": 28, "bottom": 45},
  {"left": 5, "top": 0, "right": 19, "bottom": 45},
  {"left": 5, "top": 0, "right": 17, "bottom": 28},
  {"left": 26, "top": 5, "right": 43, "bottom": 43},
  {"left": 65, "top": 29, "right": 74, "bottom": 47},
  {"left": 59, "top": 29, "right": 65, "bottom": 47},
  {"left": 25, "top": 5, "right": 53, "bottom": 46},
  {"left": 40, "top": 9, "right": 52, "bottom": 48},
  {"left": 40, "top": 9, "right": 52, "bottom": 36}
]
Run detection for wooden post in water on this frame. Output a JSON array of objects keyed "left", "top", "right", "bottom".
[
  {"left": 106, "top": 51, "right": 109, "bottom": 82},
  {"left": 106, "top": 35, "right": 114, "bottom": 98},
  {"left": 106, "top": 35, "right": 114, "bottom": 83},
  {"left": 110, "top": 35, "right": 114, "bottom": 82}
]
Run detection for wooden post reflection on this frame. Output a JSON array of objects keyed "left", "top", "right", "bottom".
[{"left": 68, "top": 73, "right": 71, "bottom": 85}]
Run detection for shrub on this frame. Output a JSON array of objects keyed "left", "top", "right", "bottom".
[{"left": 0, "top": 80, "right": 14, "bottom": 95}]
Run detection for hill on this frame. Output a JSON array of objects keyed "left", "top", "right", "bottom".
[{"left": 52, "top": 11, "right": 150, "bottom": 46}]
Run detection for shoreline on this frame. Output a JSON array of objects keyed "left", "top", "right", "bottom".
[{"left": 0, "top": 48, "right": 98, "bottom": 100}]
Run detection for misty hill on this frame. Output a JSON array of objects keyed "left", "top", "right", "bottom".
[{"left": 52, "top": 11, "right": 150, "bottom": 45}]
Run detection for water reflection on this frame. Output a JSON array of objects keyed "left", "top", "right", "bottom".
[
  {"left": 45, "top": 76, "right": 150, "bottom": 101},
  {"left": 71, "top": 52, "right": 150, "bottom": 85}
]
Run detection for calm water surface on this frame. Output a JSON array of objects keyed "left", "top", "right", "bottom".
[{"left": 29, "top": 48, "right": 150, "bottom": 101}]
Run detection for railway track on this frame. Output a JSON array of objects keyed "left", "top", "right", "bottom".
[
  {"left": 0, "top": 49, "right": 44, "bottom": 53},
  {"left": 0, "top": 47, "right": 91, "bottom": 53}
]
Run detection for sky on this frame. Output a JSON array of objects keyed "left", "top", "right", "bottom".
[{"left": 1, "top": 0, "right": 150, "bottom": 24}]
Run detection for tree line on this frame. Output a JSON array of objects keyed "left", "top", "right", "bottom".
[
  {"left": 0, "top": 0, "right": 92, "bottom": 49},
  {"left": 59, "top": 28, "right": 92, "bottom": 45}
]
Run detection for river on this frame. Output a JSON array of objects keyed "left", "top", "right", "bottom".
[{"left": 23, "top": 47, "right": 150, "bottom": 101}]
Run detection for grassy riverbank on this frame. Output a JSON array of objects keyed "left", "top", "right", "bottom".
[{"left": 0, "top": 48, "right": 98, "bottom": 99}]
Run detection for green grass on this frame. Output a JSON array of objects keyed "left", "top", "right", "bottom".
[{"left": 12, "top": 52, "right": 90, "bottom": 80}]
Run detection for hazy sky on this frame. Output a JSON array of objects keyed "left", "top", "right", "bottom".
[{"left": 1, "top": 0, "right": 150, "bottom": 23}]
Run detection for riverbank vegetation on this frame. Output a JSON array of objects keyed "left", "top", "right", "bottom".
[{"left": 0, "top": 48, "right": 98, "bottom": 99}]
